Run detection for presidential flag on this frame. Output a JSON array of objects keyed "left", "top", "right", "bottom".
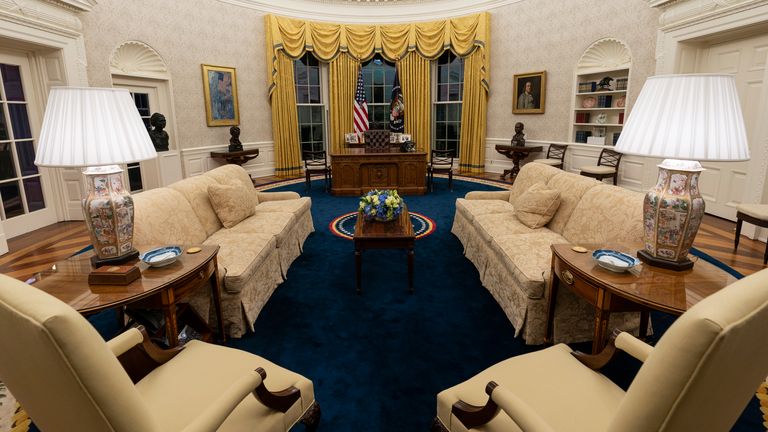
[
  {"left": 389, "top": 67, "right": 404, "bottom": 133},
  {"left": 353, "top": 68, "right": 369, "bottom": 134}
]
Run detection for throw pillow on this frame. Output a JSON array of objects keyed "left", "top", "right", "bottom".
[
  {"left": 207, "top": 182, "right": 256, "bottom": 228},
  {"left": 514, "top": 183, "right": 561, "bottom": 229}
]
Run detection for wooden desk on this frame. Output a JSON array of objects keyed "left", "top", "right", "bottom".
[
  {"left": 330, "top": 148, "right": 427, "bottom": 196},
  {"left": 546, "top": 243, "right": 736, "bottom": 353},
  {"left": 31, "top": 245, "right": 224, "bottom": 347},
  {"left": 354, "top": 205, "right": 415, "bottom": 294},
  {"left": 494, "top": 145, "right": 543, "bottom": 180}
]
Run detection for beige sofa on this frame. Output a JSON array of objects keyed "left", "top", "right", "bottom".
[
  {"left": 452, "top": 163, "right": 644, "bottom": 345},
  {"left": 132, "top": 164, "right": 314, "bottom": 338}
]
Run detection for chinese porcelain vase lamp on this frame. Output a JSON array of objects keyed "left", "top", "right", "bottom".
[
  {"left": 35, "top": 87, "right": 157, "bottom": 266},
  {"left": 616, "top": 74, "right": 750, "bottom": 271}
]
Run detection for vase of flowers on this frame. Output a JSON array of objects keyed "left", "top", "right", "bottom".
[{"left": 359, "top": 189, "right": 403, "bottom": 222}]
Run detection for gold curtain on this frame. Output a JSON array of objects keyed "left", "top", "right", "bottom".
[
  {"left": 398, "top": 53, "right": 431, "bottom": 153},
  {"left": 458, "top": 48, "right": 488, "bottom": 174},
  {"left": 329, "top": 53, "right": 359, "bottom": 154},
  {"left": 270, "top": 51, "right": 303, "bottom": 177}
]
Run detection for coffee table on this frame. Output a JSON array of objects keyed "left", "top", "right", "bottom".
[
  {"left": 30, "top": 245, "right": 224, "bottom": 347},
  {"left": 354, "top": 204, "right": 415, "bottom": 294},
  {"left": 546, "top": 243, "right": 736, "bottom": 353}
]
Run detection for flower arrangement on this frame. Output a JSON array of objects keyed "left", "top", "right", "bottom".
[{"left": 359, "top": 189, "right": 403, "bottom": 222}]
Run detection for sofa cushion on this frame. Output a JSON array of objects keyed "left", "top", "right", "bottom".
[
  {"left": 227, "top": 211, "right": 295, "bottom": 247},
  {"left": 455, "top": 198, "right": 515, "bottom": 223},
  {"left": 253, "top": 197, "right": 311, "bottom": 217},
  {"left": 168, "top": 175, "right": 223, "bottom": 237},
  {"left": 132, "top": 188, "right": 208, "bottom": 250},
  {"left": 544, "top": 172, "right": 600, "bottom": 234},
  {"left": 203, "top": 164, "right": 259, "bottom": 204},
  {"left": 562, "top": 184, "right": 644, "bottom": 245},
  {"left": 203, "top": 230, "right": 276, "bottom": 294},
  {"left": 493, "top": 231, "right": 569, "bottom": 299},
  {"left": 208, "top": 183, "right": 257, "bottom": 229},
  {"left": 508, "top": 163, "right": 562, "bottom": 204},
  {"left": 514, "top": 183, "right": 561, "bottom": 229},
  {"left": 475, "top": 213, "right": 536, "bottom": 242}
]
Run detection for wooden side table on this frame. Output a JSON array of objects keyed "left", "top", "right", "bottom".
[
  {"left": 494, "top": 145, "right": 543, "bottom": 180},
  {"left": 546, "top": 243, "right": 736, "bottom": 354},
  {"left": 210, "top": 149, "right": 260, "bottom": 184},
  {"left": 31, "top": 245, "right": 225, "bottom": 347},
  {"left": 354, "top": 205, "right": 415, "bottom": 294}
]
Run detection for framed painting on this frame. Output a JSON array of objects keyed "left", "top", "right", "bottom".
[
  {"left": 201, "top": 64, "right": 240, "bottom": 126},
  {"left": 513, "top": 71, "right": 546, "bottom": 114}
]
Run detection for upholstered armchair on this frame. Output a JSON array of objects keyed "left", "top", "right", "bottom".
[
  {"left": 432, "top": 268, "right": 768, "bottom": 432},
  {"left": 0, "top": 274, "right": 320, "bottom": 432}
]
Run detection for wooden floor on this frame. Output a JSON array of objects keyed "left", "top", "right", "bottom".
[{"left": 1, "top": 173, "right": 765, "bottom": 280}]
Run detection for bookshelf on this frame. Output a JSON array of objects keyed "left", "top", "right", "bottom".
[{"left": 572, "top": 67, "right": 629, "bottom": 146}]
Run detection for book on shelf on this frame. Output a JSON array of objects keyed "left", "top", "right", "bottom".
[
  {"left": 575, "top": 130, "right": 592, "bottom": 143},
  {"left": 597, "top": 95, "right": 613, "bottom": 108},
  {"left": 578, "top": 81, "right": 597, "bottom": 93},
  {"left": 619, "top": 112, "right": 625, "bottom": 124},
  {"left": 616, "top": 78, "right": 628, "bottom": 91},
  {"left": 613, "top": 132, "right": 621, "bottom": 145},
  {"left": 575, "top": 112, "right": 591, "bottom": 123}
]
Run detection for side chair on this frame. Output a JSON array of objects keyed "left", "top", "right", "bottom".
[
  {"left": 431, "top": 267, "right": 768, "bottom": 432},
  {"left": 0, "top": 274, "right": 321, "bottom": 432},
  {"left": 734, "top": 203, "right": 768, "bottom": 265},
  {"left": 532, "top": 143, "right": 567, "bottom": 169},
  {"left": 579, "top": 148, "right": 622, "bottom": 185},
  {"left": 303, "top": 149, "right": 331, "bottom": 192},
  {"left": 428, "top": 149, "right": 455, "bottom": 192}
]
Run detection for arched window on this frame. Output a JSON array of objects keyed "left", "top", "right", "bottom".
[{"left": 361, "top": 55, "right": 395, "bottom": 129}]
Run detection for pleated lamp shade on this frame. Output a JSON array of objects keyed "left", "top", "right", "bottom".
[
  {"left": 35, "top": 87, "right": 157, "bottom": 167},
  {"left": 616, "top": 74, "right": 750, "bottom": 162}
]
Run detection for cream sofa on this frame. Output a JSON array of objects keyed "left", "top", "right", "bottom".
[
  {"left": 452, "top": 163, "right": 644, "bottom": 345},
  {"left": 132, "top": 164, "right": 314, "bottom": 338}
]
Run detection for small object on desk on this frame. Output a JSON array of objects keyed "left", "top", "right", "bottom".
[
  {"left": 88, "top": 265, "right": 141, "bottom": 285},
  {"left": 186, "top": 246, "right": 202, "bottom": 254},
  {"left": 571, "top": 246, "right": 588, "bottom": 253},
  {"left": 140, "top": 246, "right": 182, "bottom": 267},
  {"left": 592, "top": 249, "right": 640, "bottom": 273}
]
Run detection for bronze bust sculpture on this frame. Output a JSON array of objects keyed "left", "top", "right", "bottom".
[
  {"left": 229, "top": 126, "right": 243, "bottom": 152},
  {"left": 511, "top": 122, "right": 526, "bottom": 147},
  {"left": 148, "top": 113, "right": 169, "bottom": 152}
]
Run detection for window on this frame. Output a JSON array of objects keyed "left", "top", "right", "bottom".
[
  {"left": 361, "top": 55, "right": 395, "bottom": 129},
  {"left": 126, "top": 91, "right": 149, "bottom": 192},
  {"left": 434, "top": 51, "right": 464, "bottom": 156},
  {"left": 295, "top": 54, "right": 325, "bottom": 154}
]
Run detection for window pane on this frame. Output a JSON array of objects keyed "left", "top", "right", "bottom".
[
  {"left": 8, "top": 104, "right": 31, "bottom": 139},
  {"left": 142, "top": 117, "right": 151, "bottom": 131},
  {"left": 300, "top": 125, "right": 312, "bottom": 143},
  {"left": 23, "top": 176, "right": 45, "bottom": 212},
  {"left": 435, "top": 105, "right": 446, "bottom": 122},
  {"left": 309, "top": 86, "right": 321, "bottom": 104},
  {"left": 309, "top": 68, "right": 319, "bottom": 86},
  {"left": 447, "top": 123, "right": 459, "bottom": 141},
  {"left": 16, "top": 140, "right": 37, "bottom": 176},
  {"left": 373, "top": 70, "right": 384, "bottom": 85},
  {"left": 311, "top": 106, "right": 323, "bottom": 123},
  {"left": 0, "top": 65, "right": 25, "bottom": 101},
  {"left": 311, "top": 124, "right": 323, "bottom": 142},
  {"left": 448, "top": 84, "right": 461, "bottom": 101},
  {"left": 0, "top": 143, "right": 16, "bottom": 180},
  {"left": 296, "top": 86, "right": 309, "bottom": 104},
  {"left": 438, "top": 84, "right": 448, "bottom": 101},
  {"left": 439, "top": 66, "right": 449, "bottom": 85},
  {"left": 436, "top": 123, "right": 446, "bottom": 140},
  {"left": 449, "top": 104, "right": 461, "bottom": 121},
  {"left": 127, "top": 164, "right": 142, "bottom": 192},
  {"left": 133, "top": 93, "right": 150, "bottom": 117},
  {"left": 0, "top": 181, "right": 23, "bottom": 218},
  {"left": 295, "top": 66, "right": 308, "bottom": 86},
  {"left": 0, "top": 106, "right": 8, "bottom": 140},
  {"left": 373, "top": 86, "right": 383, "bottom": 102}
]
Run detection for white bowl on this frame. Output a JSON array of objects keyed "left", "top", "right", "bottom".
[
  {"left": 140, "top": 246, "right": 182, "bottom": 267},
  {"left": 592, "top": 249, "right": 640, "bottom": 273}
]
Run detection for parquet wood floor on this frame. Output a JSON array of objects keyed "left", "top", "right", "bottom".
[{"left": 0, "top": 174, "right": 764, "bottom": 280}]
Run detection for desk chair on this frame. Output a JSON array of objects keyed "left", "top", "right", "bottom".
[
  {"left": 303, "top": 150, "right": 331, "bottom": 192},
  {"left": 579, "top": 148, "right": 622, "bottom": 185},
  {"left": 364, "top": 129, "right": 391, "bottom": 153},
  {"left": 532, "top": 144, "right": 567, "bottom": 169},
  {"left": 428, "top": 149, "right": 455, "bottom": 191},
  {"left": 0, "top": 274, "right": 321, "bottom": 432},
  {"left": 734, "top": 204, "right": 768, "bottom": 265},
  {"left": 432, "top": 268, "right": 768, "bottom": 432}
]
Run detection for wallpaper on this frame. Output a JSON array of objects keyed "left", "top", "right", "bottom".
[{"left": 80, "top": 0, "right": 272, "bottom": 149}]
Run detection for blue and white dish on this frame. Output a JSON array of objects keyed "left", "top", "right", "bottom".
[
  {"left": 140, "top": 246, "right": 182, "bottom": 267},
  {"left": 592, "top": 249, "right": 640, "bottom": 273}
]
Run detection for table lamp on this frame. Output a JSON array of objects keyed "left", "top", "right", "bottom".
[
  {"left": 616, "top": 74, "right": 750, "bottom": 270},
  {"left": 35, "top": 87, "right": 157, "bottom": 266}
]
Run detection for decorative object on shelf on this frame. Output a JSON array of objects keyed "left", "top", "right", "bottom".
[
  {"left": 616, "top": 95, "right": 626, "bottom": 108},
  {"left": 510, "top": 122, "right": 526, "bottom": 147},
  {"left": 593, "top": 126, "right": 606, "bottom": 137},
  {"left": 513, "top": 71, "right": 546, "bottom": 114},
  {"left": 148, "top": 112, "right": 169, "bottom": 152},
  {"left": 35, "top": 87, "right": 157, "bottom": 267},
  {"left": 581, "top": 96, "right": 597, "bottom": 108},
  {"left": 616, "top": 77, "right": 628, "bottom": 90},
  {"left": 597, "top": 76, "right": 614, "bottom": 91},
  {"left": 592, "top": 249, "right": 640, "bottom": 273},
  {"left": 140, "top": 245, "right": 182, "bottom": 267},
  {"left": 359, "top": 189, "right": 403, "bottom": 222},
  {"left": 228, "top": 126, "right": 243, "bottom": 152},
  {"left": 201, "top": 64, "right": 239, "bottom": 127},
  {"left": 616, "top": 74, "right": 750, "bottom": 271},
  {"left": 596, "top": 112, "right": 607, "bottom": 124}
]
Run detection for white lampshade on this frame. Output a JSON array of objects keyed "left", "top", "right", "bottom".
[
  {"left": 35, "top": 87, "right": 157, "bottom": 167},
  {"left": 616, "top": 74, "right": 750, "bottom": 162}
]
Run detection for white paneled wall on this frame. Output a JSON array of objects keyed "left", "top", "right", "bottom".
[{"left": 182, "top": 141, "right": 275, "bottom": 178}]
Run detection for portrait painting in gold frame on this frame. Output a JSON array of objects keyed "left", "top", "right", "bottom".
[{"left": 201, "top": 64, "right": 240, "bottom": 126}]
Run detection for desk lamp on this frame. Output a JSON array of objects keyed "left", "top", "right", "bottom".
[
  {"left": 35, "top": 87, "right": 157, "bottom": 266},
  {"left": 616, "top": 74, "right": 750, "bottom": 270}
]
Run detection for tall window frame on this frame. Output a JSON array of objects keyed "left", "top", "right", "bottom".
[
  {"left": 361, "top": 55, "right": 396, "bottom": 130},
  {"left": 294, "top": 53, "right": 328, "bottom": 154},
  {"left": 433, "top": 51, "right": 464, "bottom": 156}
]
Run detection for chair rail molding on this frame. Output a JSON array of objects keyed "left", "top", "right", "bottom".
[{"left": 182, "top": 141, "right": 275, "bottom": 179}]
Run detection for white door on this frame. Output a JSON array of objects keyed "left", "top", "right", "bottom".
[
  {"left": 696, "top": 33, "right": 768, "bottom": 220},
  {"left": 0, "top": 52, "right": 57, "bottom": 237}
]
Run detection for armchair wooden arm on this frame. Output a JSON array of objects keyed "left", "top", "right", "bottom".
[
  {"left": 572, "top": 329, "right": 654, "bottom": 370},
  {"left": 116, "top": 325, "right": 185, "bottom": 382},
  {"left": 451, "top": 381, "right": 555, "bottom": 431}
]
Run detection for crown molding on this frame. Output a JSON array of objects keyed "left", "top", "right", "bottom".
[
  {"left": 42, "top": 0, "right": 97, "bottom": 12},
  {"left": 217, "top": 0, "right": 524, "bottom": 22}
]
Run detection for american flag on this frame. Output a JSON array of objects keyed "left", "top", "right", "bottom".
[{"left": 353, "top": 68, "right": 369, "bottom": 134}]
